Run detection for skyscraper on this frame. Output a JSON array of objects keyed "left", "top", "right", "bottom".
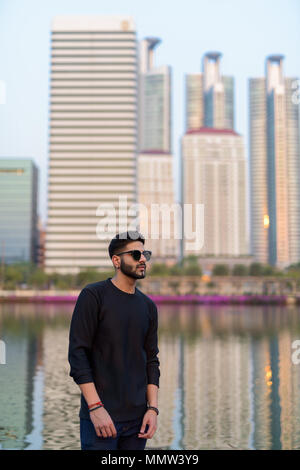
[
  {"left": 186, "top": 52, "right": 234, "bottom": 132},
  {"left": 45, "top": 16, "right": 138, "bottom": 274},
  {"left": 181, "top": 129, "right": 248, "bottom": 256},
  {"left": 138, "top": 38, "right": 178, "bottom": 262},
  {"left": 182, "top": 53, "right": 247, "bottom": 259},
  {"left": 249, "top": 55, "right": 300, "bottom": 268},
  {"left": 0, "top": 158, "right": 38, "bottom": 264},
  {"left": 138, "top": 38, "right": 171, "bottom": 153}
]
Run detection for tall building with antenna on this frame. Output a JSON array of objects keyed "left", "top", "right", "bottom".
[
  {"left": 182, "top": 53, "right": 248, "bottom": 259},
  {"left": 186, "top": 51, "right": 234, "bottom": 132},
  {"left": 249, "top": 55, "right": 300, "bottom": 268},
  {"left": 138, "top": 38, "right": 178, "bottom": 262}
]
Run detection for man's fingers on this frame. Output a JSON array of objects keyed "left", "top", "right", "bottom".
[
  {"left": 100, "top": 426, "right": 108, "bottom": 438},
  {"left": 106, "top": 425, "right": 114, "bottom": 437},
  {"left": 140, "top": 423, "right": 157, "bottom": 439},
  {"left": 110, "top": 424, "right": 117, "bottom": 438},
  {"left": 139, "top": 423, "right": 152, "bottom": 438},
  {"left": 139, "top": 421, "right": 147, "bottom": 434}
]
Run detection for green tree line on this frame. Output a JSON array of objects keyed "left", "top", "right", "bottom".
[{"left": 1, "top": 257, "right": 300, "bottom": 290}]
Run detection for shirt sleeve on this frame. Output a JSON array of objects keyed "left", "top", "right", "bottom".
[
  {"left": 68, "top": 287, "right": 100, "bottom": 385},
  {"left": 144, "top": 301, "right": 160, "bottom": 388}
]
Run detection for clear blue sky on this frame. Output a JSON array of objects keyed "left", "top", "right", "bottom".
[{"left": 0, "top": 0, "right": 299, "bottom": 225}]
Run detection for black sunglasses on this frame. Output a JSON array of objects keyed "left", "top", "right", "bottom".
[{"left": 115, "top": 250, "right": 152, "bottom": 261}]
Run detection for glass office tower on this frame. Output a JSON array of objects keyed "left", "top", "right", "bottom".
[
  {"left": 249, "top": 55, "right": 300, "bottom": 268},
  {"left": 0, "top": 158, "right": 38, "bottom": 264}
]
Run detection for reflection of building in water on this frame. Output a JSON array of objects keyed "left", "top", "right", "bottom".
[
  {"left": 278, "top": 331, "right": 300, "bottom": 450},
  {"left": 278, "top": 331, "right": 292, "bottom": 449},
  {"left": 183, "top": 333, "right": 251, "bottom": 449},
  {"left": 42, "top": 327, "right": 81, "bottom": 450},
  {"left": 290, "top": 339, "right": 300, "bottom": 449},
  {"left": 149, "top": 337, "right": 179, "bottom": 449},
  {"left": 250, "top": 338, "right": 272, "bottom": 449},
  {"left": 250, "top": 331, "right": 300, "bottom": 450},
  {"left": 0, "top": 332, "right": 38, "bottom": 449}
]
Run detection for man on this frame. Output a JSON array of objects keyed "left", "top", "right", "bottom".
[{"left": 68, "top": 230, "right": 160, "bottom": 450}]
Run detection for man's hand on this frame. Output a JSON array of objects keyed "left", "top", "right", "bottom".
[
  {"left": 138, "top": 409, "right": 157, "bottom": 439},
  {"left": 89, "top": 407, "right": 117, "bottom": 438}
]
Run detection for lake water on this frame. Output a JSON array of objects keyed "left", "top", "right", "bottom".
[{"left": 0, "top": 302, "right": 300, "bottom": 450}]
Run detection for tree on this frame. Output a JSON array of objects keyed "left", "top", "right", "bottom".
[
  {"left": 149, "top": 263, "right": 169, "bottom": 276},
  {"left": 4, "top": 265, "right": 23, "bottom": 289},
  {"left": 181, "top": 255, "right": 202, "bottom": 276},
  {"left": 212, "top": 264, "right": 230, "bottom": 276},
  {"left": 262, "top": 264, "right": 277, "bottom": 276},
  {"left": 168, "top": 264, "right": 182, "bottom": 276},
  {"left": 183, "top": 264, "right": 202, "bottom": 276},
  {"left": 28, "top": 268, "right": 48, "bottom": 288},
  {"left": 76, "top": 268, "right": 108, "bottom": 287},
  {"left": 249, "top": 262, "right": 264, "bottom": 276},
  {"left": 232, "top": 264, "right": 248, "bottom": 276}
]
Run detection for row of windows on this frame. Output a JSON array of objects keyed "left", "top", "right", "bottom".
[
  {"left": 51, "top": 70, "right": 137, "bottom": 74},
  {"left": 50, "top": 133, "right": 135, "bottom": 137},
  {"left": 51, "top": 125, "right": 135, "bottom": 129},
  {"left": 51, "top": 61, "right": 136, "bottom": 66},
  {"left": 52, "top": 53, "right": 136, "bottom": 58},
  {"left": 50, "top": 100, "right": 136, "bottom": 104},
  {"left": 51, "top": 87, "right": 136, "bottom": 91},
  {"left": 51, "top": 31, "right": 136, "bottom": 35}
]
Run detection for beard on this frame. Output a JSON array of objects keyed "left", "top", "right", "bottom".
[{"left": 120, "top": 258, "right": 146, "bottom": 280}]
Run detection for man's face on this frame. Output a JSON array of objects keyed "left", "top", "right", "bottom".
[{"left": 114, "top": 241, "right": 148, "bottom": 280}]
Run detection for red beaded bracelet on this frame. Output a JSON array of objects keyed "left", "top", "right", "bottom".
[{"left": 88, "top": 401, "right": 103, "bottom": 409}]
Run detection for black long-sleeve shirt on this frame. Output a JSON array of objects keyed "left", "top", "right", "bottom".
[{"left": 68, "top": 277, "right": 160, "bottom": 422}]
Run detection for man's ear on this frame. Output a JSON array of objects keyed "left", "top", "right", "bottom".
[{"left": 112, "top": 255, "right": 120, "bottom": 269}]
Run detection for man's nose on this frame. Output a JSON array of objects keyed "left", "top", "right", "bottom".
[{"left": 140, "top": 252, "right": 147, "bottom": 263}]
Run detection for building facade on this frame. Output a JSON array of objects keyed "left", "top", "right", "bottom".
[
  {"left": 182, "top": 52, "right": 247, "bottom": 260},
  {"left": 181, "top": 129, "right": 248, "bottom": 257},
  {"left": 138, "top": 38, "right": 178, "bottom": 262},
  {"left": 186, "top": 52, "right": 234, "bottom": 132},
  {"left": 45, "top": 16, "right": 138, "bottom": 274},
  {"left": 0, "top": 158, "right": 38, "bottom": 265},
  {"left": 138, "top": 38, "right": 171, "bottom": 153},
  {"left": 249, "top": 55, "right": 300, "bottom": 268},
  {"left": 138, "top": 151, "right": 178, "bottom": 262}
]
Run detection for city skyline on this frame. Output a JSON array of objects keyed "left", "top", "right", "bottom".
[{"left": 0, "top": 0, "right": 299, "bottom": 225}]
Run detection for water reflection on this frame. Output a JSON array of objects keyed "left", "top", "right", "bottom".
[{"left": 0, "top": 303, "right": 300, "bottom": 450}]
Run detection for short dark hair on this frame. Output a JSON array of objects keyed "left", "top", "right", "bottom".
[{"left": 108, "top": 230, "right": 145, "bottom": 259}]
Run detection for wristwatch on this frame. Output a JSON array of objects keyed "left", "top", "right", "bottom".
[{"left": 147, "top": 405, "right": 159, "bottom": 415}]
